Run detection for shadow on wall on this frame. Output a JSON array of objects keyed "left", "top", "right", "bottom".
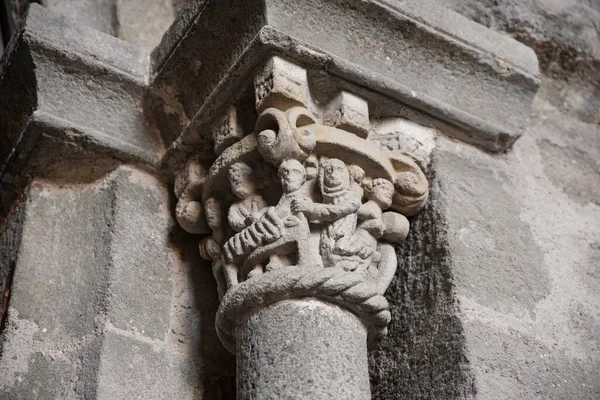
[
  {"left": 369, "top": 169, "right": 477, "bottom": 399},
  {"left": 0, "top": 200, "right": 25, "bottom": 340},
  {"left": 167, "top": 187, "right": 236, "bottom": 400}
]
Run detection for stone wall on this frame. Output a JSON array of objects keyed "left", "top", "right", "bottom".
[
  {"left": 371, "top": 2, "right": 600, "bottom": 398},
  {"left": 0, "top": 1, "right": 598, "bottom": 399},
  {"left": 431, "top": 1, "right": 600, "bottom": 398}
]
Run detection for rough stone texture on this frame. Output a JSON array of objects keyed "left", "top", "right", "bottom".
[
  {"left": 0, "top": 167, "right": 236, "bottom": 399},
  {"left": 8, "top": 0, "right": 177, "bottom": 49},
  {"left": 43, "top": 0, "right": 119, "bottom": 36},
  {"left": 442, "top": 0, "right": 600, "bottom": 125},
  {"left": 172, "top": 58, "right": 429, "bottom": 376},
  {"left": 432, "top": 101, "right": 599, "bottom": 398},
  {"left": 0, "top": 202, "right": 25, "bottom": 333},
  {"left": 238, "top": 299, "right": 371, "bottom": 400},
  {"left": 0, "top": 4, "right": 161, "bottom": 217},
  {"left": 371, "top": 87, "right": 599, "bottom": 399},
  {"left": 116, "top": 0, "right": 176, "bottom": 50},
  {"left": 0, "top": 1, "right": 597, "bottom": 399},
  {"left": 152, "top": 0, "right": 540, "bottom": 161},
  {"left": 409, "top": 4, "right": 600, "bottom": 397},
  {"left": 369, "top": 186, "right": 477, "bottom": 399}
]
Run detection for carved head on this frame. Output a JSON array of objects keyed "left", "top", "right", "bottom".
[
  {"left": 228, "top": 162, "right": 256, "bottom": 199},
  {"left": 321, "top": 158, "right": 350, "bottom": 193},
  {"left": 278, "top": 159, "right": 306, "bottom": 193},
  {"left": 348, "top": 165, "right": 365, "bottom": 185},
  {"left": 368, "top": 178, "right": 394, "bottom": 209}
]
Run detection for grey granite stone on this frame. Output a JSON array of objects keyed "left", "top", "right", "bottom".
[
  {"left": 116, "top": 0, "right": 175, "bottom": 50},
  {"left": 443, "top": 0, "right": 600, "bottom": 125},
  {"left": 0, "top": 4, "right": 160, "bottom": 217},
  {"left": 0, "top": 1, "right": 597, "bottom": 399},
  {"left": 0, "top": 167, "right": 221, "bottom": 399},
  {"left": 152, "top": 0, "right": 540, "bottom": 160},
  {"left": 369, "top": 192, "right": 476, "bottom": 399},
  {"left": 238, "top": 299, "right": 371, "bottom": 399},
  {"left": 418, "top": 96, "right": 600, "bottom": 399},
  {"left": 43, "top": 0, "right": 119, "bottom": 36}
]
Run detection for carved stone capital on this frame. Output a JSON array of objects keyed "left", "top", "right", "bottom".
[{"left": 172, "top": 56, "right": 429, "bottom": 354}]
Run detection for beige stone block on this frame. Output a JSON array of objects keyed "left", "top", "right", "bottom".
[
  {"left": 323, "top": 91, "right": 370, "bottom": 138},
  {"left": 254, "top": 56, "right": 308, "bottom": 113}
]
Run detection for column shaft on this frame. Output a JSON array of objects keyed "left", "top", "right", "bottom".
[{"left": 237, "top": 299, "right": 371, "bottom": 399}]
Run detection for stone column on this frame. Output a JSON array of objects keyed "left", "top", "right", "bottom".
[
  {"left": 155, "top": 4, "right": 541, "bottom": 396},
  {"left": 171, "top": 56, "right": 429, "bottom": 397},
  {"left": 238, "top": 299, "right": 370, "bottom": 399}
]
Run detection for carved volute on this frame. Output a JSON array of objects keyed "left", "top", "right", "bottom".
[{"left": 173, "top": 56, "right": 429, "bottom": 353}]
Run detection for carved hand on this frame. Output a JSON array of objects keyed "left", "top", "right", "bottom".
[
  {"left": 283, "top": 215, "right": 301, "bottom": 228},
  {"left": 291, "top": 198, "right": 312, "bottom": 214}
]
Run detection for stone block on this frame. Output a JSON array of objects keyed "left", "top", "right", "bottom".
[
  {"left": 0, "top": 4, "right": 160, "bottom": 217},
  {"left": 42, "top": 0, "right": 119, "bottom": 36},
  {"left": 0, "top": 167, "right": 190, "bottom": 398},
  {"left": 96, "top": 330, "right": 176, "bottom": 399},
  {"left": 5, "top": 181, "right": 113, "bottom": 342},
  {"left": 323, "top": 91, "right": 370, "bottom": 138},
  {"left": 152, "top": 0, "right": 540, "bottom": 161},
  {"left": 254, "top": 56, "right": 308, "bottom": 113},
  {"left": 103, "top": 168, "right": 173, "bottom": 341},
  {"left": 434, "top": 136, "right": 550, "bottom": 315},
  {"left": 212, "top": 105, "right": 245, "bottom": 155},
  {"left": 116, "top": 0, "right": 175, "bottom": 50}
]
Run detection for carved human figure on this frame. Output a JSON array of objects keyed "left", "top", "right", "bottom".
[
  {"left": 348, "top": 164, "right": 366, "bottom": 199},
  {"left": 227, "top": 162, "right": 268, "bottom": 232},
  {"left": 292, "top": 158, "right": 362, "bottom": 270},
  {"left": 334, "top": 178, "right": 394, "bottom": 271},
  {"left": 262, "top": 158, "right": 312, "bottom": 270},
  {"left": 222, "top": 159, "right": 312, "bottom": 280}
]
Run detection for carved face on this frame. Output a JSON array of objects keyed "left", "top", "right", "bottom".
[
  {"left": 228, "top": 162, "right": 255, "bottom": 199},
  {"left": 322, "top": 158, "right": 349, "bottom": 189},
  {"left": 279, "top": 159, "right": 305, "bottom": 193},
  {"left": 369, "top": 178, "right": 394, "bottom": 209}
]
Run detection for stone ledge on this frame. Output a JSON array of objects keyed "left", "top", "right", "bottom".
[
  {"left": 22, "top": 4, "right": 149, "bottom": 83},
  {"left": 0, "top": 5, "right": 162, "bottom": 216},
  {"left": 152, "top": 0, "right": 540, "bottom": 160}
]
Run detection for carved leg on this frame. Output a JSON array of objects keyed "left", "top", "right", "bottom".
[
  {"left": 223, "top": 262, "right": 239, "bottom": 288},
  {"left": 211, "top": 260, "right": 228, "bottom": 299},
  {"left": 296, "top": 238, "right": 313, "bottom": 267},
  {"left": 375, "top": 243, "right": 397, "bottom": 295}
]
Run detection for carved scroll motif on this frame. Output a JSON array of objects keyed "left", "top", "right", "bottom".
[{"left": 172, "top": 56, "right": 429, "bottom": 352}]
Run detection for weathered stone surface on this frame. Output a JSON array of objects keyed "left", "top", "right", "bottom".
[
  {"left": 116, "top": 0, "right": 175, "bottom": 49},
  {"left": 238, "top": 299, "right": 371, "bottom": 399},
  {"left": 153, "top": 0, "right": 539, "bottom": 159},
  {"left": 417, "top": 99, "right": 600, "bottom": 399},
  {"left": 0, "top": 4, "right": 157, "bottom": 164},
  {"left": 0, "top": 4, "right": 161, "bottom": 217},
  {"left": 323, "top": 91, "right": 370, "bottom": 138},
  {"left": 169, "top": 59, "right": 429, "bottom": 368},
  {"left": 443, "top": 0, "right": 600, "bottom": 125},
  {"left": 9, "top": 0, "right": 176, "bottom": 49},
  {"left": 0, "top": 167, "right": 227, "bottom": 399},
  {"left": 254, "top": 56, "right": 308, "bottom": 113},
  {"left": 42, "top": 0, "right": 119, "bottom": 36},
  {"left": 1, "top": 1, "right": 596, "bottom": 399},
  {"left": 369, "top": 195, "right": 476, "bottom": 399},
  {"left": 0, "top": 202, "right": 24, "bottom": 334}
]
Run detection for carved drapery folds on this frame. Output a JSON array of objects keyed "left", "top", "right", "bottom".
[{"left": 173, "top": 56, "right": 429, "bottom": 353}]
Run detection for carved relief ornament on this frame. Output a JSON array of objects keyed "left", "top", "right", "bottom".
[{"left": 173, "top": 56, "right": 429, "bottom": 353}]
